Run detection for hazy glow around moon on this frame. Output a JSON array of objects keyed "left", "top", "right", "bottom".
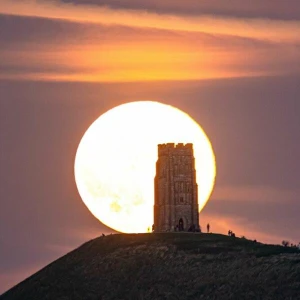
[{"left": 74, "top": 101, "right": 216, "bottom": 233}]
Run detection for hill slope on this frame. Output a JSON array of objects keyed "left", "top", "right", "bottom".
[{"left": 1, "top": 233, "right": 300, "bottom": 300}]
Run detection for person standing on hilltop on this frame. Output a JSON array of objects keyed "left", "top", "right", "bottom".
[{"left": 207, "top": 223, "right": 210, "bottom": 233}]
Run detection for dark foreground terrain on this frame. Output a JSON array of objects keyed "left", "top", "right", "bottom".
[{"left": 1, "top": 233, "right": 300, "bottom": 300}]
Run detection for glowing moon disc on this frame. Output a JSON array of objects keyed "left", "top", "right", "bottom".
[{"left": 74, "top": 101, "right": 216, "bottom": 233}]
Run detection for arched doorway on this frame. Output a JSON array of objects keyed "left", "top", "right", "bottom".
[{"left": 178, "top": 218, "right": 184, "bottom": 231}]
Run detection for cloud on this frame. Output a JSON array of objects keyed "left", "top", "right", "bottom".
[
  {"left": 201, "top": 184, "right": 300, "bottom": 245},
  {"left": 211, "top": 185, "right": 300, "bottom": 204},
  {"left": 60, "top": 0, "right": 300, "bottom": 21},
  {"left": 1, "top": 0, "right": 300, "bottom": 43},
  {"left": 1, "top": 1, "right": 300, "bottom": 82},
  {"left": 1, "top": 14, "right": 300, "bottom": 82}
]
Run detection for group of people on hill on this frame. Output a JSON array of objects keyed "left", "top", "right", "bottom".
[
  {"left": 285, "top": 242, "right": 300, "bottom": 249},
  {"left": 150, "top": 223, "right": 241, "bottom": 238},
  {"left": 205, "top": 224, "right": 237, "bottom": 238},
  {"left": 228, "top": 230, "right": 236, "bottom": 237}
]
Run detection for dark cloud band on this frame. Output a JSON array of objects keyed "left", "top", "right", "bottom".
[{"left": 61, "top": 0, "right": 300, "bottom": 21}]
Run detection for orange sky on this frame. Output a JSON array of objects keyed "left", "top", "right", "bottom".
[{"left": 1, "top": 0, "right": 300, "bottom": 82}]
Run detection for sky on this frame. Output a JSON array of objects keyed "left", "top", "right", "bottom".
[{"left": 1, "top": 0, "right": 300, "bottom": 294}]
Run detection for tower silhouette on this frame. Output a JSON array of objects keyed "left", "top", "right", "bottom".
[{"left": 154, "top": 143, "right": 199, "bottom": 232}]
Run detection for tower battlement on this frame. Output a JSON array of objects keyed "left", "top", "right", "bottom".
[{"left": 158, "top": 143, "right": 194, "bottom": 156}]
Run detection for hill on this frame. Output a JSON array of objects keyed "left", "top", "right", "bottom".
[{"left": 1, "top": 233, "right": 300, "bottom": 300}]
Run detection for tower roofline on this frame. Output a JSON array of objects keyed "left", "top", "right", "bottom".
[
  {"left": 158, "top": 143, "right": 193, "bottom": 149},
  {"left": 158, "top": 143, "right": 194, "bottom": 155}
]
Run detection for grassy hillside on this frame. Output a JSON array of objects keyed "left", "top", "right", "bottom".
[{"left": 1, "top": 233, "right": 300, "bottom": 300}]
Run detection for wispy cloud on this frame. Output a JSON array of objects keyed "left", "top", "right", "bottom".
[
  {"left": 1, "top": 0, "right": 300, "bottom": 82},
  {"left": 59, "top": 0, "right": 300, "bottom": 21},
  {"left": 211, "top": 185, "right": 300, "bottom": 203},
  {"left": 1, "top": 13, "right": 300, "bottom": 82},
  {"left": 2, "top": 0, "right": 300, "bottom": 43},
  {"left": 202, "top": 185, "right": 300, "bottom": 245}
]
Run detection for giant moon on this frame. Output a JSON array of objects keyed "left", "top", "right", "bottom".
[{"left": 74, "top": 101, "right": 216, "bottom": 233}]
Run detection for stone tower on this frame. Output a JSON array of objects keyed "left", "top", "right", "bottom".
[{"left": 154, "top": 143, "right": 199, "bottom": 232}]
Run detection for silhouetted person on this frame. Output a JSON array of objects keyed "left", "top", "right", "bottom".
[
  {"left": 152, "top": 224, "right": 155, "bottom": 232},
  {"left": 102, "top": 233, "right": 105, "bottom": 237},
  {"left": 207, "top": 223, "right": 210, "bottom": 233},
  {"left": 228, "top": 230, "right": 232, "bottom": 236},
  {"left": 231, "top": 232, "right": 235, "bottom": 237}
]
